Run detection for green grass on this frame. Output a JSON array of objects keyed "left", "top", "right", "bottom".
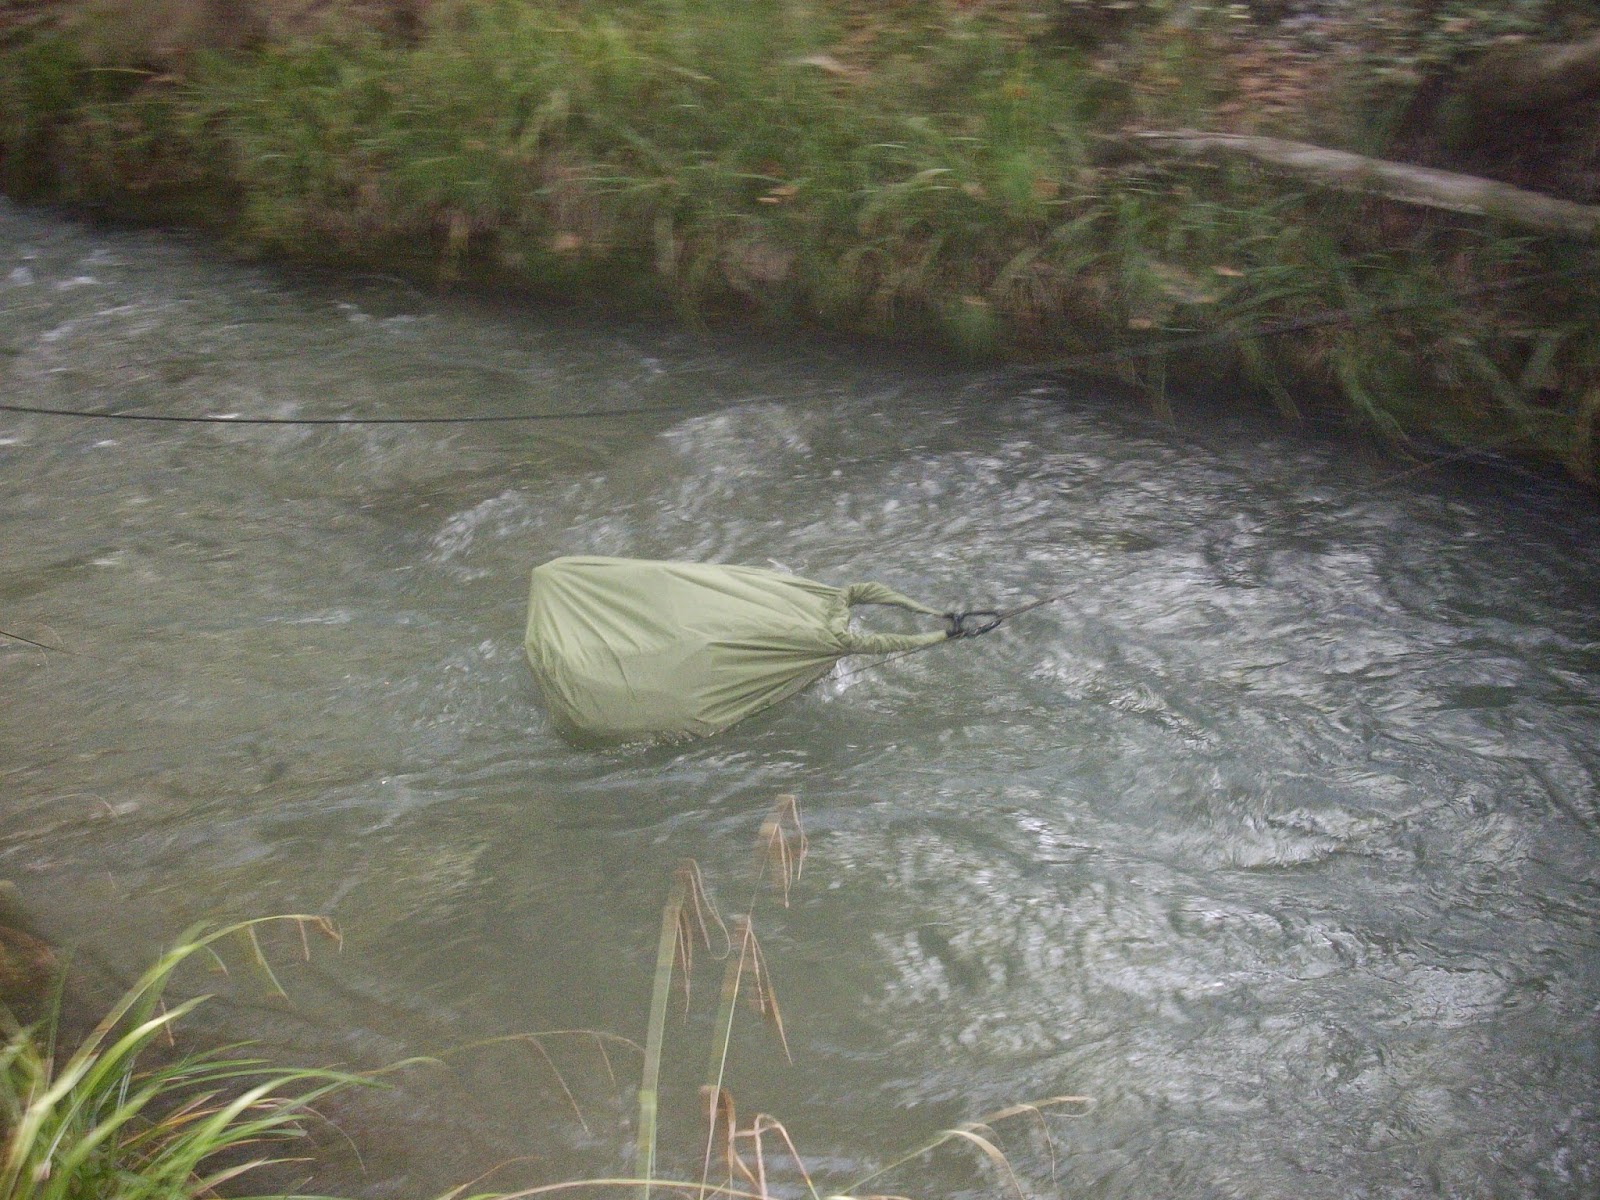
[
  {"left": 0, "top": 917, "right": 371, "bottom": 1200},
  {"left": 1, "top": 0, "right": 1596, "bottom": 478}
]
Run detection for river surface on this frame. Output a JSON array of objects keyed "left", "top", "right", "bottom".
[{"left": 2, "top": 199, "right": 1598, "bottom": 1200}]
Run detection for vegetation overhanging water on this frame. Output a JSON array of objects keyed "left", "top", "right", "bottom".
[{"left": 2, "top": 0, "right": 1598, "bottom": 478}]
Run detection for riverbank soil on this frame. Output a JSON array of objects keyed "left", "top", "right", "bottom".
[{"left": 2, "top": 1, "right": 1597, "bottom": 479}]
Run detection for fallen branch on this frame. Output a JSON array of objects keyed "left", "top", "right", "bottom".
[{"left": 1132, "top": 130, "right": 1600, "bottom": 240}]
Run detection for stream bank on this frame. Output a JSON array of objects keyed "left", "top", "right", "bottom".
[{"left": 2, "top": 1, "right": 1598, "bottom": 480}]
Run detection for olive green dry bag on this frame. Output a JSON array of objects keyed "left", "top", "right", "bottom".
[{"left": 524, "top": 556, "right": 949, "bottom": 743}]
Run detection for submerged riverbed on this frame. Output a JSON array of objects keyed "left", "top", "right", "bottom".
[{"left": 2, "top": 200, "right": 1597, "bottom": 1199}]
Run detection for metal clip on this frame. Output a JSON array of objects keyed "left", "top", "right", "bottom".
[{"left": 944, "top": 610, "right": 1004, "bottom": 639}]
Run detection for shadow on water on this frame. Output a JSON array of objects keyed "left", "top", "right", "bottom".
[{"left": 2, "top": 199, "right": 1598, "bottom": 1199}]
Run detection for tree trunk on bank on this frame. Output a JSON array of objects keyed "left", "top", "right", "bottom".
[{"left": 1131, "top": 130, "right": 1600, "bottom": 240}]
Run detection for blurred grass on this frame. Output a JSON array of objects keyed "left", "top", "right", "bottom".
[{"left": 0, "top": 0, "right": 1596, "bottom": 478}]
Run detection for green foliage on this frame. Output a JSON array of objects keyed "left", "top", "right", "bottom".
[{"left": 0, "top": 918, "right": 369, "bottom": 1200}]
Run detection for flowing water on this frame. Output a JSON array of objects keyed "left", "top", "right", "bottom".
[{"left": 3, "top": 199, "right": 1597, "bottom": 1199}]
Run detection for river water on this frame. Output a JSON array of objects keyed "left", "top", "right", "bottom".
[{"left": 2, "top": 199, "right": 1597, "bottom": 1199}]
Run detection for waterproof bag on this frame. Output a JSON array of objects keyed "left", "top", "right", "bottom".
[{"left": 524, "top": 556, "right": 949, "bottom": 742}]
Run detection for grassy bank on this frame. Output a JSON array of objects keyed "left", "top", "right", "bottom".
[{"left": 2, "top": 0, "right": 1597, "bottom": 478}]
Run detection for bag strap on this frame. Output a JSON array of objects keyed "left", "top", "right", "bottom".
[
  {"left": 834, "top": 582, "right": 948, "bottom": 656},
  {"left": 839, "top": 581, "right": 943, "bottom": 616}
]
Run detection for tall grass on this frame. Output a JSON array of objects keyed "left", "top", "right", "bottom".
[{"left": 0, "top": 916, "right": 370, "bottom": 1200}]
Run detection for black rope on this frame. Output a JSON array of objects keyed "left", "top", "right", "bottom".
[
  {"left": 1, "top": 267, "right": 1590, "bottom": 429},
  {"left": 4, "top": 263, "right": 1591, "bottom": 657},
  {"left": 0, "top": 400, "right": 698, "bottom": 425},
  {"left": 833, "top": 261, "right": 1593, "bottom": 684},
  {"left": 1, "top": 627, "right": 75, "bottom": 654}
]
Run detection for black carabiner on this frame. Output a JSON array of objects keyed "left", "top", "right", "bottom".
[{"left": 944, "top": 610, "right": 1004, "bottom": 639}]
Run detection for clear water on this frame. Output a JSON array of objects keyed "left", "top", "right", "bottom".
[{"left": 3, "top": 200, "right": 1597, "bottom": 1199}]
